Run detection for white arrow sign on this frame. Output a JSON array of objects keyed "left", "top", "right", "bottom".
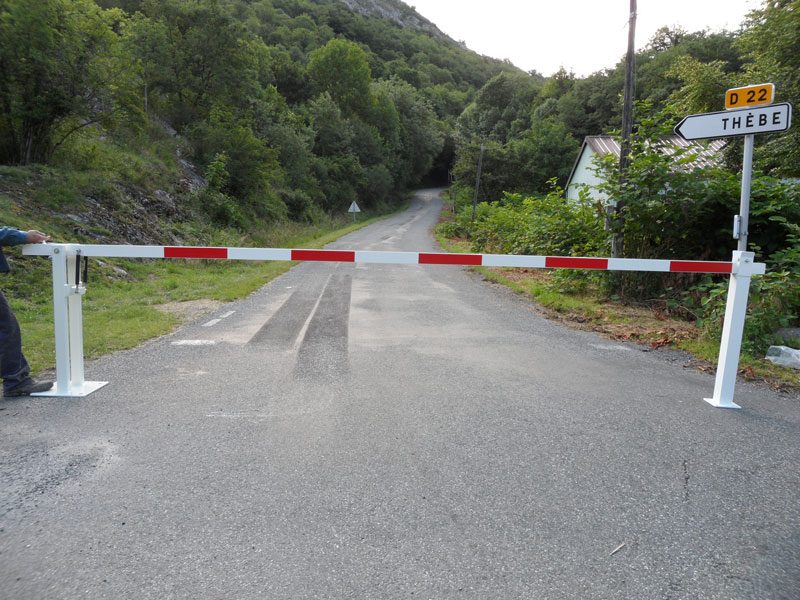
[{"left": 674, "top": 103, "right": 792, "bottom": 140}]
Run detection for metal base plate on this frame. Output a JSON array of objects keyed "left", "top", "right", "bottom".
[
  {"left": 704, "top": 397, "right": 742, "bottom": 409},
  {"left": 32, "top": 381, "right": 109, "bottom": 398}
]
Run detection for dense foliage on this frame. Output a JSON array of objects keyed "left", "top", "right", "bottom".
[
  {"left": 0, "top": 0, "right": 518, "bottom": 223},
  {"left": 453, "top": 3, "right": 798, "bottom": 198}
]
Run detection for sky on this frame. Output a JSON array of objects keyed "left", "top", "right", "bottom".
[{"left": 406, "top": 0, "right": 762, "bottom": 77}]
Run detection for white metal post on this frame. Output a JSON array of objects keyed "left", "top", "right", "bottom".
[
  {"left": 33, "top": 244, "right": 108, "bottom": 397},
  {"left": 50, "top": 246, "right": 71, "bottom": 395},
  {"left": 737, "top": 134, "right": 754, "bottom": 252},
  {"left": 67, "top": 252, "right": 85, "bottom": 389},
  {"left": 704, "top": 251, "right": 763, "bottom": 409}
]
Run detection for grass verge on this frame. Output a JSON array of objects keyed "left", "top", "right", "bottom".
[{"left": 8, "top": 207, "right": 404, "bottom": 375}]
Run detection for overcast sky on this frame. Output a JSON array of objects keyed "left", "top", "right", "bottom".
[{"left": 406, "top": 0, "right": 762, "bottom": 77}]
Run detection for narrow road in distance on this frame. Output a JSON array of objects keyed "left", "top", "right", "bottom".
[{"left": 2, "top": 189, "right": 798, "bottom": 599}]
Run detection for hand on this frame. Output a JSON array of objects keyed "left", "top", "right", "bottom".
[{"left": 25, "top": 230, "right": 51, "bottom": 244}]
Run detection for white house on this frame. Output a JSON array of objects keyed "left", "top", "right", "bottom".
[{"left": 565, "top": 135, "right": 726, "bottom": 203}]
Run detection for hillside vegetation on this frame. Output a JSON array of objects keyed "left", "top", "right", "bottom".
[
  {"left": 1, "top": 0, "right": 519, "bottom": 228},
  {"left": 1, "top": 0, "right": 798, "bottom": 381}
]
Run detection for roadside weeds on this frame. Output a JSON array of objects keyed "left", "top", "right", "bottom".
[{"left": 435, "top": 199, "right": 800, "bottom": 397}]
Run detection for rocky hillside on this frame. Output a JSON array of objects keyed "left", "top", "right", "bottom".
[{"left": 335, "top": 0, "right": 456, "bottom": 44}]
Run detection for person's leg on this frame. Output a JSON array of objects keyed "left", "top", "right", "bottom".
[{"left": 0, "top": 287, "right": 31, "bottom": 393}]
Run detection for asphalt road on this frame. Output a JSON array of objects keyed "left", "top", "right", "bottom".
[{"left": 2, "top": 189, "right": 799, "bottom": 599}]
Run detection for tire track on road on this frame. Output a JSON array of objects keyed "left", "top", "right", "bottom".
[{"left": 293, "top": 270, "right": 353, "bottom": 381}]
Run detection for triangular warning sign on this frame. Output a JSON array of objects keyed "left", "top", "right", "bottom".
[{"left": 348, "top": 201, "right": 361, "bottom": 213}]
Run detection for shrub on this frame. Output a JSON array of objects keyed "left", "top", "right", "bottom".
[{"left": 443, "top": 184, "right": 606, "bottom": 258}]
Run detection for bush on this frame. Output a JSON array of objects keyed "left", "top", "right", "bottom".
[
  {"left": 439, "top": 184, "right": 607, "bottom": 258},
  {"left": 692, "top": 218, "right": 800, "bottom": 355},
  {"left": 197, "top": 152, "right": 243, "bottom": 228},
  {"left": 189, "top": 107, "right": 286, "bottom": 223}
]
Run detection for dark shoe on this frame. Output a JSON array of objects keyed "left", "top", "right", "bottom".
[{"left": 4, "top": 378, "right": 54, "bottom": 397}]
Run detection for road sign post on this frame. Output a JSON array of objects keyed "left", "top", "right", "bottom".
[
  {"left": 737, "top": 134, "right": 754, "bottom": 251},
  {"left": 674, "top": 84, "right": 793, "bottom": 408},
  {"left": 348, "top": 201, "right": 361, "bottom": 223}
]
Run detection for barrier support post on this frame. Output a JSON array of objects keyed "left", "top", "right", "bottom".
[
  {"left": 33, "top": 244, "right": 108, "bottom": 397},
  {"left": 704, "top": 251, "right": 763, "bottom": 409}
]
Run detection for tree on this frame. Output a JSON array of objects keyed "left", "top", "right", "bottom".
[
  {"left": 0, "top": 0, "right": 141, "bottom": 164},
  {"left": 372, "top": 79, "right": 444, "bottom": 188},
  {"left": 305, "top": 93, "right": 355, "bottom": 158},
  {"left": 552, "top": 69, "right": 624, "bottom": 140},
  {"left": 189, "top": 107, "right": 286, "bottom": 221},
  {"left": 307, "top": 38, "right": 374, "bottom": 118},
  {"left": 265, "top": 48, "right": 310, "bottom": 106},
  {"left": 666, "top": 56, "right": 732, "bottom": 115},
  {"left": 456, "top": 72, "right": 540, "bottom": 143},
  {"left": 134, "top": 0, "right": 273, "bottom": 131},
  {"left": 510, "top": 119, "right": 580, "bottom": 191},
  {"left": 737, "top": 0, "right": 800, "bottom": 177},
  {"left": 124, "top": 12, "right": 170, "bottom": 116},
  {"left": 538, "top": 67, "right": 575, "bottom": 101}
]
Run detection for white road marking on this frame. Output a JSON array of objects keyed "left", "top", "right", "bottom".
[
  {"left": 171, "top": 340, "right": 216, "bottom": 346},
  {"left": 201, "top": 310, "right": 235, "bottom": 327},
  {"left": 206, "top": 405, "right": 329, "bottom": 421},
  {"left": 176, "top": 368, "right": 209, "bottom": 378},
  {"left": 589, "top": 343, "right": 632, "bottom": 352}
]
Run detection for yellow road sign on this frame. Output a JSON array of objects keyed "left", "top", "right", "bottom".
[{"left": 725, "top": 83, "right": 775, "bottom": 110}]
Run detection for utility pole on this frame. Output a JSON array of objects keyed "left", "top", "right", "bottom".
[{"left": 612, "top": 0, "right": 637, "bottom": 258}]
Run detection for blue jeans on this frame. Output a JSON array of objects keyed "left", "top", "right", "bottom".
[{"left": 0, "top": 287, "right": 30, "bottom": 392}]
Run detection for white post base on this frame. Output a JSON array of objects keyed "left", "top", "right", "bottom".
[
  {"left": 704, "top": 251, "right": 764, "bottom": 409},
  {"left": 703, "top": 396, "right": 741, "bottom": 410},
  {"left": 32, "top": 381, "right": 109, "bottom": 398}
]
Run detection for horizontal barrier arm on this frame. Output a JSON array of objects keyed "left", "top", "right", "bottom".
[
  {"left": 23, "top": 244, "right": 765, "bottom": 275},
  {"left": 21, "top": 244, "right": 763, "bottom": 408}
]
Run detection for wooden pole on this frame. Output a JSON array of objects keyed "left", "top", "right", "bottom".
[{"left": 612, "top": 0, "right": 637, "bottom": 258}]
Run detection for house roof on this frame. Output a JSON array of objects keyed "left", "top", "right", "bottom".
[
  {"left": 584, "top": 135, "right": 621, "bottom": 158},
  {"left": 657, "top": 136, "right": 727, "bottom": 168},
  {"left": 566, "top": 135, "right": 727, "bottom": 193}
]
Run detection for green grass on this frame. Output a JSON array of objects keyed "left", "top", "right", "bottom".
[
  {"left": 8, "top": 202, "right": 406, "bottom": 375},
  {"left": 678, "top": 336, "right": 800, "bottom": 388},
  {"left": 435, "top": 231, "right": 604, "bottom": 316}
]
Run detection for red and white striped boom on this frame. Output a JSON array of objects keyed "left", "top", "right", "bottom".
[{"left": 24, "top": 244, "right": 757, "bottom": 274}]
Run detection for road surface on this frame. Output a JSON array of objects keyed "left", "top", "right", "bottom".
[{"left": 2, "top": 189, "right": 798, "bottom": 599}]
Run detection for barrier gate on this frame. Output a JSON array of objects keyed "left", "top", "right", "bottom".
[{"left": 22, "top": 243, "right": 765, "bottom": 408}]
